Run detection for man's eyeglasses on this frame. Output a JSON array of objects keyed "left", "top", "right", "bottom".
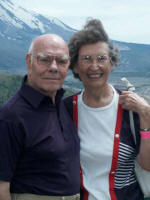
[
  {"left": 31, "top": 53, "right": 70, "bottom": 67},
  {"left": 78, "top": 54, "right": 110, "bottom": 66}
]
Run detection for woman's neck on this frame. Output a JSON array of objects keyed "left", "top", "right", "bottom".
[{"left": 83, "top": 84, "right": 114, "bottom": 108}]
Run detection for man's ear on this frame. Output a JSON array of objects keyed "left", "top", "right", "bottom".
[{"left": 26, "top": 54, "right": 32, "bottom": 74}]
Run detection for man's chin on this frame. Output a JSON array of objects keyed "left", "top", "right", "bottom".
[{"left": 41, "top": 86, "right": 61, "bottom": 95}]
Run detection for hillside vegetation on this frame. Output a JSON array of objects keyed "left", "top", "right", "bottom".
[{"left": 0, "top": 73, "right": 22, "bottom": 105}]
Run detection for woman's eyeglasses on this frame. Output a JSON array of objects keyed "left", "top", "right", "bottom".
[{"left": 78, "top": 54, "right": 110, "bottom": 66}]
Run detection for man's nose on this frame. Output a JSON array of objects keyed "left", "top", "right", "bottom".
[{"left": 48, "top": 59, "right": 58, "bottom": 71}]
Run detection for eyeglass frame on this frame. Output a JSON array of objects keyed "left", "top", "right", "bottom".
[
  {"left": 78, "top": 54, "right": 111, "bottom": 66},
  {"left": 30, "top": 53, "right": 70, "bottom": 67}
]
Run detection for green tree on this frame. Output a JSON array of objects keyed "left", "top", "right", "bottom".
[{"left": 0, "top": 73, "right": 22, "bottom": 105}]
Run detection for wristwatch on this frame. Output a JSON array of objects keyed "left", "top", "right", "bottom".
[{"left": 140, "top": 128, "right": 150, "bottom": 132}]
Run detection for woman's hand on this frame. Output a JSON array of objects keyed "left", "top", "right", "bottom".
[
  {"left": 120, "top": 91, "right": 150, "bottom": 170},
  {"left": 120, "top": 91, "right": 149, "bottom": 114},
  {"left": 120, "top": 91, "right": 150, "bottom": 129}
]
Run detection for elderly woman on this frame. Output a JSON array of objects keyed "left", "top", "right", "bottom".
[{"left": 64, "top": 19, "right": 150, "bottom": 200}]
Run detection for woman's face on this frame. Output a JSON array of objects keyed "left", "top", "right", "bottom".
[{"left": 74, "top": 42, "right": 113, "bottom": 90}]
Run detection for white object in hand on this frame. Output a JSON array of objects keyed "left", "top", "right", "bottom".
[
  {"left": 121, "top": 77, "right": 136, "bottom": 143},
  {"left": 121, "top": 77, "right": 135, "bottom": 91}
]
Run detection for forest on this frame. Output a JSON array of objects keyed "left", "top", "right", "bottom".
[{"left": 0, "top": 73, "right": 22, "bottom": 105}]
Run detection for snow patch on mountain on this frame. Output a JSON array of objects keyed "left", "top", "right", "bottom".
[
  {"left": 0, "top": 5, "right": 22, "bottom": 28},
  {"left": 0, "top": 1, "right": 47, "bottom": 32},
  {"left": 52, "top": 18, "right": 76, "bottom": 32},
  {"left": 0, "top": 0, "right": 76, "bottom": 34}
]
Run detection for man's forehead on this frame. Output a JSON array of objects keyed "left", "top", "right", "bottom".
[
  {"left": 33, "top": 35, "right": 68, "bottom": 55},
  {"left": 35, "top": 34, "right": 66, "bottom": 46}
]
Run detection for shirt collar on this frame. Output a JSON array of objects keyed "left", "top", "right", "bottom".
[{"left": 19, "top": 75, "right": 65, "bottom": 108}]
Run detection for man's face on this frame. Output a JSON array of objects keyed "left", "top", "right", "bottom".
[{"left": 26, "top": 35, "right": 69, "bottom": 97}]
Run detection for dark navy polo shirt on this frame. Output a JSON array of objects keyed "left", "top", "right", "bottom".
[{"left": 0, "top": 76, "right": 80, "bottom": 196}]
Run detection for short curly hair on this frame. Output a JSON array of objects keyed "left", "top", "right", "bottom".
[{"left": 69, "top": 18, "right": 120, "bottom": 79}]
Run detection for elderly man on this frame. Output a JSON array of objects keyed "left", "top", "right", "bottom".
[{"left": 0, "top": 34, "right": 80, "bottom": 200}]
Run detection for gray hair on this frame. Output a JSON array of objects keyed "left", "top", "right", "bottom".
[
  {"left": 28, "top": 37, "right": 37, "bottom": 54},
  {"left": 69, "top": 18, "right": 120, "bottom": 79}
]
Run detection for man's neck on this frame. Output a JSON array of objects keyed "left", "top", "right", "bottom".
[{"left": 26, "top": 79, "right": 56, "bottom": 104}]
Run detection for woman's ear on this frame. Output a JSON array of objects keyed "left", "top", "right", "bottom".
[
  {"left": 109, "top": 58, "right": 114, "bottom": 72},
  {"left": 110, "top": 64, "right": 113, "bottom": 72},
  {"left": 73, "top": 65, "right": 79, "bottom": 74}
]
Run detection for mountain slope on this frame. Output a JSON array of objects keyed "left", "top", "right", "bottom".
[
  {"left": 0, "top": 0, "right": 76, "bottom": 73},
  {"left": 0, "top": 0, "right": 150, "bottom": 75}
]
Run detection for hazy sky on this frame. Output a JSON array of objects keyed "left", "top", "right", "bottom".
[{"left": 12, "top": 0, "right": 150, "bottom": 44}]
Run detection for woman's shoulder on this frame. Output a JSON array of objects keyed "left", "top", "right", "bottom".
[
  {"left": 63, "top": 91, "right": 81, "bottom": 117},
  {"left": 63, "top": 91, "right": 81, "bottom": 104}
]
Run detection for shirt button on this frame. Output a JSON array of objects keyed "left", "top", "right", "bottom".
[
  {"left": 115, "top": 133, "right": 119, "bottom": 138},
  {"left": 111, "top": 171, "right": 115, "bottom": 174},
  {"left": 73, "top": 100, "right": 76, "bottom": 104}
]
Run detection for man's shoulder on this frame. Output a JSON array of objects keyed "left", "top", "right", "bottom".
[{"left": 63, "top": 94, "right": 73, "bottom": 105}]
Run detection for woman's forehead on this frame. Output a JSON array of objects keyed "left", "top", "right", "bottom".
[{"left": 79, "top": 42, "right": 109, "bottom": 55}]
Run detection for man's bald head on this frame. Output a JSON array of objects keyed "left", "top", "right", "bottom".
[{"left": 28, "top": 34, "right": 68, "bottom": 56}]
